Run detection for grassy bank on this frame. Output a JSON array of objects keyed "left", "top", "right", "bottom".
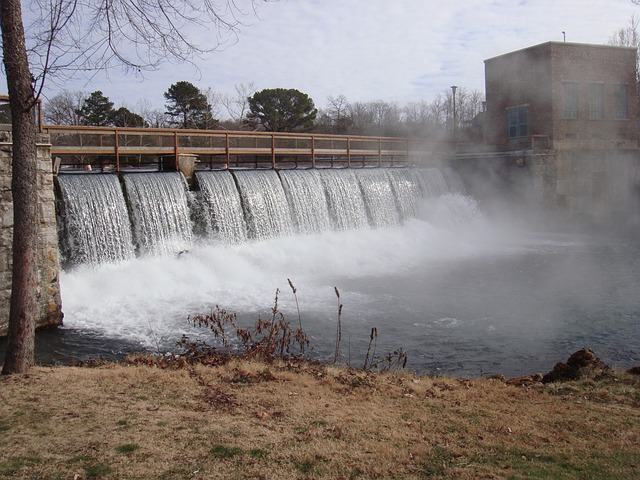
[{"left": 1, "top": 357, "right": 639, "bottom": 479}]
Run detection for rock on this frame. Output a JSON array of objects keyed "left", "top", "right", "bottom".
[
  {"left": 542, "top": 348, "right": 609, "bottom": 383},
  {"left": 626, "top": 366, "right": 640, "bottom": 376}
]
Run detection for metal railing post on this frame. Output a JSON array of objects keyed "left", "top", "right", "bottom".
[
  {"left": 114, "top": 128, "right": 120, "bottom": 172},
  {"left": 174, "top": 131, "right": 179, "bottom": 171},
  {"left": 225, "top": 132, "right": 230, "bottom": 168},
  {"left": 271, "top": 133, "right": 276, "bottom": 169}
]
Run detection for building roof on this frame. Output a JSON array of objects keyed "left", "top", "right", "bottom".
[{"left": 485, "top": 41, "right": 637, "bottom": 64}]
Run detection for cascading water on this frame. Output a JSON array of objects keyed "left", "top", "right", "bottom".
[
  {"left": 278, "top": 170, "right": 332, "bottom": 234},
  {"left": 195, "top": 170, "right": 248, "bottom": 243},
  {"left": 387, "top": 168, "right": 426, "bottom": 221},
  {"left": 318, "top": 169, "right": 370, "bottom": 231},
  {"left": 56, "top": 174, "right": 135, "bottom": 267},
  {"left": 232, "top": 170, "right": 294, "bottom": 240},
  {"left": 357, "top": 169, "right": 401, "bottom": 227},
  {"left": 123, "top": 172, "right": 193, "bottom": 255},
  {"left": 416, "top": 167, "right": 450, "bottom": 198},
  {"left": 56, "top": 168, "right": 441, "bottom": 261}
]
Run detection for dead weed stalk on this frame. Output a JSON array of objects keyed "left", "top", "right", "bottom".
[
  {"left": 333, "top": 287, "right": 343, "bottom": 364},
  {"left": 180, "top": 289, "right": 309, "bottom": 365}
]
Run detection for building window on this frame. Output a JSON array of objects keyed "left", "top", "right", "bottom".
[
  {"left": 615, "top": 84, "right": 629, "bottom": 119},
  {"left": 589, "top": 83, "right": 604, "bottom": 120},
  {"left": 507, "top": 106, "right": 529, "bottom": 137},
  {"left": 563, "top": 82, "right": 579, "bottom": 119}
]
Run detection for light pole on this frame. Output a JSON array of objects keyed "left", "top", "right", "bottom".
[{"left": 450, "top": 85, "right": 458, "bottom": 146}]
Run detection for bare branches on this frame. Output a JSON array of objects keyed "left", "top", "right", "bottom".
[
  {"left": 24, "top": 0, "right": 274, "bottom": 95},
  {"left": 608, "top": 14, "right": 640, "bottom": 82}
]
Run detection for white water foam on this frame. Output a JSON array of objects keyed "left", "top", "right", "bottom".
[{"left": 59, "top": 194, "right": 530, "bottom": 349}]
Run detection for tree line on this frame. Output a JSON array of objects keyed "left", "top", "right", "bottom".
[{"left": 44, "top": 81, "right": 485, "bottom": 141}]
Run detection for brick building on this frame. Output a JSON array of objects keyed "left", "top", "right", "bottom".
[{"left": 484, "top": 41, "right": 638, "bottom": 151}]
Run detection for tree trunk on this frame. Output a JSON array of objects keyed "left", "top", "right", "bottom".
[{"left": 1, "top": 0, "right": 40, "bottom": 374}]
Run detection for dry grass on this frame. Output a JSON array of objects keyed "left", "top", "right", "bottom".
[{"left": 0, "top": 359, "right": 639, "bottom": 479}]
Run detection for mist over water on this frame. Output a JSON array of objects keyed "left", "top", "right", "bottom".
[{"left": 53, "top": 192, "right": 640, "bottom": 377}]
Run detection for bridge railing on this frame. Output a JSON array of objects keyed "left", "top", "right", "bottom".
[{"left": 42, "top": 125, "right": 436, "bottom": 171}]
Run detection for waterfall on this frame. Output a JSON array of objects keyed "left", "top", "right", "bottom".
[
  {"left": 318, "top": 169, "right": 370, "bottom": 231},
  {"left": 123, "top": 172, "right": 193, "bottom": 255},
  {"left": 55, "top": 166, "right": 458, "bottom": 268},
  {"left": 417, "top": 167, "right": 450, "bottom": 198},
  {"left": 387, "top": 168, "right": 424, "bottom": 221},
  {"left": 56, "top": 174, "right": 135, "bottom": 267},
  {"left": 357, "top": 169, "right": 400, "bottom": 228},
  {"left": 232, "top": 170, "right": 294, "bottom": 240},
  {"left": 195, "top": 171, "right": 248, "bottom": 243},
  {"left": 279, "top": 170, "right": 332, "bottom": 234}
]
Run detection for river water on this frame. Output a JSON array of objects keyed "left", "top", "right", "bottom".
[{"left": 3, "top": 193, "right": 637, "bottom": 378}]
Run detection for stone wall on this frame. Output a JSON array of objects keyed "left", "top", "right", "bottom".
[{"left": 0, "top": 131, "right": 63, "bottom": 336}]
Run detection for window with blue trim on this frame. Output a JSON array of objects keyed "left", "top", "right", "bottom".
[{"left": 507, "top": 106, "right": 529, "bottom": 137}]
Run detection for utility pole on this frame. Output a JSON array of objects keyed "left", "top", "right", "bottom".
[{"left": 450, "top": 85, "right": 458, "bottom": 146}]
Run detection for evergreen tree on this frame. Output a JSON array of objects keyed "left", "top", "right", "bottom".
[
  {"left": 76, "top": 91, "right": 115, "bottom": 126},
  {"left": 112, "top": 107, "right": 147, "bottom": 128},
  {"left": 164, "top": 81, "right": 217, "bottom": 129},
  {"left": 245, "top": 88, "right": 317, "bottom": 132}
]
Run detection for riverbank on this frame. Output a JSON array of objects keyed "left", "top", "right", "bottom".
[{"left": 1, "top": 354, "right": 639, "bottom": 479}]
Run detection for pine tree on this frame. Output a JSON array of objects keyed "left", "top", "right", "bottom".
[
  {"left": 76, "top": 91, "right": 115, "bottom": 126},
  {"left": 245, "top": 88, "right": 317, "bottom": 132},
  {"left": 164, "top": 81, "right": 217, "bottom": 129}
]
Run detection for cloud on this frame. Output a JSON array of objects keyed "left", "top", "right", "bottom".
[{"left": 4, "top": 0, "right": 638, "bottom": 111}]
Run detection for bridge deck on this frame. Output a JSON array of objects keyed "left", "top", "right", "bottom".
[{"left": 42, "top": 125, "right": 436, "bottom": 171}]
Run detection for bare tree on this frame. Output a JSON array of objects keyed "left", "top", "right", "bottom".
[
  {"left": 1, "top": 0, "right": 275, "bottom": 375},
  {"left": 136, "top": 98, "right": 168, "bottom": 129},
  {"left": 402, "top": 100, "right": 439, "bottom": 138},
  {"left": 608, "top": 14, "right": 640, "bottom": 81},
  {"left": 43, "top": 90, "right": 86, "bottom": 125},
  {"left": 221, "top": 81, "right": 256, "bottom": 125},
  {"left": 368, "top": 100, "right": 402, "bottom": 136},
  {"left": 609, "top": 14, "right": 640, "bottom": 48},
  {"left": 25, "top": 1, "right": 274, "bottom": 95},
  {"left": 456, "top": 88, "right": 484, "bottom": 127},
  {"left": 323, "top": 94, "right": 351, "bottom": 134}
]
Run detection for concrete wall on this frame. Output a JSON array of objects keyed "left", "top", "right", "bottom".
[
  {"left": 551, "top": 149, "right": 640, "bottom": 228},
  {"left": 454, "top": 149, "right": 640, "bottom": 232},
  {"left": 0, "top": 131, "right": 63, "bottom": 336}
]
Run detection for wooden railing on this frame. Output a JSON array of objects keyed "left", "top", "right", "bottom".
[{"left": 42, "top": 125, "right": 436, "bottom": 171}]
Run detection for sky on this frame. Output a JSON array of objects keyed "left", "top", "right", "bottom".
[{"left": 7, "top": 0, "right": 640, "bottom": 112}]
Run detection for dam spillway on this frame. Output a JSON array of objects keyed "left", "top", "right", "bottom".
[{"left": 55, "top": 167, "right": 448, "bottom": 267}]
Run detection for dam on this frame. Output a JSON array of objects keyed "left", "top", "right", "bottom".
[{"left": 1, "top": 129, "right": 639, "bottom": 376}]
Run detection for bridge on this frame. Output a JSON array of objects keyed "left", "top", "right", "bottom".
[{"left": 42, "top": 125, "right": 439, "bottom": 172}]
